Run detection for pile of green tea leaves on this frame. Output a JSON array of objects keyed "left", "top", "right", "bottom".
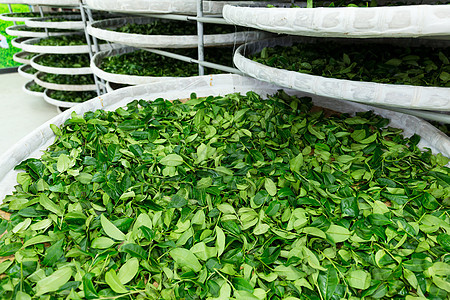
[
  {"left": 34, "top": 53, "right": 90, "bottom": 69},
  {"left": 23, "top": 66, "right": 38, "bottom": 75},
  {"left": 5, "top": 12, "right": 78, "bottom": 18},
  {"left": 251, "top": 41, "right": 450, "bottom": 87},
  {"left": 35, "top": 35, "right": 94, "bottom": 47},
  {"left": 0, "top": 91, "right": 449, "bottom": 299},
  {"left": 39, "top": 73, "right": 95, "bottom": 85},
  {"left": 100, "top": 48, "right": 233, "bottom": 77},
  {"left": 4, "top": 12, "right": 46, "bottom": 18},
  {"left": 47, "top": 90, "right": 97, "bottom": 103},
  {"left": 114, "top": 20, "right": 243, "bottom": 35},
  {"left": 24, "top": 52, "right": 38, "bottom": 60},
  {"left": 27, "top": 81, "right": 45, "bottom": 93},
  {"left": 13, "top": 26, "right": 76, "bottom": 33}
]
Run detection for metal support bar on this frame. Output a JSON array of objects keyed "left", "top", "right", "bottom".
[
  {"left": 197, "top": 0, "right": 204, "bottom": 76},
  {"left": 79, "top": 2, "right": 105, "bottom": 95},
  {"left": 134, "top": 13, "right": 231, "bottom": 25},
  {"left": 144, "top": 49, "right": 244, "bottom": 75},
  {"left": 7, "top": 4, "right": 16, "bottom": 26},
  {"left": 38, "top": 6, "right": 49, "bottom": 37},
  {"left": 368, "top": 105, "right": 450, "bottom": 124}
]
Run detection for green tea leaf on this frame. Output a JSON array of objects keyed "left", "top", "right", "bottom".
[
  {"left": 118, "top": 257, "right": 139, "bottom": 284},
  {"left": 169, "top": 248, "right": 202, "bottom": 272},
  {"left": 101, "top": 214, "right": 126, "bottom": 241},
  {"left": 105, "top": 269, "right": 128, "bottom": 294},
  {"left": 35, "top": 267, "right": 72, "bottom": 296},
  {"left": 160, "top": 154, "right": 184, "bottom": 166}
]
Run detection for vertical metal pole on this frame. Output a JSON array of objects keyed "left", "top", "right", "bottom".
[
  {"left": 79, "top": 2, "right": 103, "bottom": 95},
  {"left": 85, "top": 8, "right": 100, "bottom": 53},
  {"left": 197, "top": 0, "right": 205, "bottom": 76},
  {"left": 38, "top": 6, "right": 49, "bottom": 37},
  {"left": 7, "top": 4, "right": 17, "bottom": 26}
]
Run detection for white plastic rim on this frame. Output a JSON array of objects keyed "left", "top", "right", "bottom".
[
  {"left": 24, "top": 0, "right": 79, "bottom": 5},
  {"left": 85, "top": 0, "right": 293, "bottom": 15},
  {"left": 22, "top": 80, "right": 45, "bottom": 97},
  {"left": 31, "top": 54, "right": 92, "bottom": 75},
  {"left": 87, "top": 17, "right": 273, "bottom": 49},
  {"left": 35, "top": 71, "right": 97, "bottom": 92},
  {"left": 20, "top": 36, "right": 120, "bottom": 54},
  {"left": 91, "top": 47, "right": 180, "bottom": 85},
  {"left": 11, "top": 37, "right": 31, "bottom": 49},
  {"left": 18, "top": 64, "right": 36, "bottom": 80},
  {"left": 25, "top": 15, "right": 84, "bottom": 30},
  {"left": 6, "top": 25, "right": 76, "bottom": 38},
  {"left": 13, "top": 51, "right": 34, "bottom": 64},
  {"left": 234, "top": 36, "right": 450, "bottom": 111},
  {"left": 223, "top": 4, "right": 450, "bottom": 38},
  {"left": 0, "top": 12, "right": 42, "bottom": 22},
  {"left": 43, "top": 89, "right": 89, "bottom": 109},
  {"left": 1, "top": 74, "right": 448, "bottom": 198},
  {"left": 0, "top": 0, "right": 25, "bottom": 3}
]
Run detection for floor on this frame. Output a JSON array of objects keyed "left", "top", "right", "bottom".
[{"left": 0, "top": 72, "right": 58, "bottom": 156}]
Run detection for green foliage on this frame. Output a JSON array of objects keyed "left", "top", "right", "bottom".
[
  {"left": 23, "top": 66, "right": 38, "bottom": 74},
  {"left": 39, "top": 73, "right": 95, "bottom": 85},
  {"left": 13, "top": 26, "right": 75, "bottom": 33},
  {"left": 252, "top": 42, "right": 450, "bottom": 87},
  {"left": 115, "top": 20, "right": 244, "bottom": 35},
  {"left": 0, "top": 4, "right": 29, "bottom": 68},
  {"left": 47, "top": 90, "right": 97, "bottom": 103},
  {"left": 34, "top": 53, "right": 90, "bottom": 68},
  {"left": 27, "top": 81, "right": 45, "bottom": 93},
  {"left": 35, "top": 35, "right": 89, "bottom": 46},
  {"left": 0, "top": 91, "right": 448, "bottom": 299},
  {"left": 100, "top": 48, "right": 233, "bottom": 77}
]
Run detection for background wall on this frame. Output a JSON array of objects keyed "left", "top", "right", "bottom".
[{"left": 0, "top": 4, "right": 29, "bottom": 68}]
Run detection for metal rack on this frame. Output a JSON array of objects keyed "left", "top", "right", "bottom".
[
  {"left": 80, "top": 0, "right": 244, "bottom": 95},
  {"left": 79, "top": 2, "right": 107, "bottom": 95}
]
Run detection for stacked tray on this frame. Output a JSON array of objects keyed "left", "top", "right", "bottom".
[
  {"left": 85, "top": 0, "right": 294, "bottom": 15},
  {"left": 223, "top": 4, "right": 450, "bottom": 39},
  {"left": 86, "top": 16, "right": 272, "bottom": 48},
  {"left": 5, "top": 8, "right": 106, "bottom": 105},
  {"left": 31, "top": 53, "right": 92, "bottom": 75},
  {"left": 25, "top": 14, "right": 85, "bottom": 30},
  {"left": 233, "top": 36, "right": 450, "bottom": 112},
  {"left": 6, "top": 24, "right": 76, "bottom": 38}
]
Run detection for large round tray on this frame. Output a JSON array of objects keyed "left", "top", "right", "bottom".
[
  {"left": 43, "top": 89, "right": 88, "bottom": 109},
  {"left": 1, "top": 74, "right": 448, "bottom": 198},
  {"left": 92, "top": 47, "right": 182, "bottom": 85},
  {"left": 234, "top": 36, "right": 450, "bottom": 111},
  {"left": 22, "top": 80, "right": 45, "bottom": 97},
  {"left": 11, "top": 37, "right": 31, "bottom": 49},
  {"left": 18, "top": 64, "right": 36, "bottom": 80},
  {"left": 25, "top": 15, "right": 84, "bottom": 30},
  {"left": 85, "top": 0, "right": 292, "bottom": 15},
  {"left": 20, "top": 36, "right": 119, "bottom": 54},
  {"left": 35, "top": 71, "right": 96, "bottom": 92},
  {"left": 13, "top": 51, "right": 34, "bottom": 64},
  {"left": 31, "top": 54, "right": 92, "bottom": 75},
  {"left": 87, "top": 17, "right": 272, "bottom": 48},
  {"left": 6, "top": 25, "right": 76, "bottom": 38},
  {"left": 223, "top": 4, "right": 450, "bottom": 39}
]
